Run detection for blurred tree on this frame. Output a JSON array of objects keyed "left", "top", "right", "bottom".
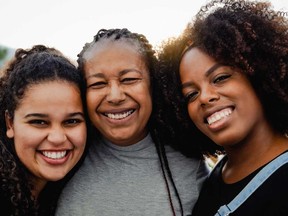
[{"left": 0, "top": 47, "right": 7, "bottom": 60}]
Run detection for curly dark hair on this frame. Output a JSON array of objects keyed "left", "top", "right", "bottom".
[
  {"left": 77, "top": 28, "right": 190, "bottom": 216},
  {"left": 0, "top": 45, "right": 86, "bottom": 215},
  {"left": 157, "top": 0, "right": 288, "bottom": 155}
]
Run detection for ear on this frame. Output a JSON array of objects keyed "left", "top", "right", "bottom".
[{"left": 5, "top": 110, "right": 14, "bottom": 138}]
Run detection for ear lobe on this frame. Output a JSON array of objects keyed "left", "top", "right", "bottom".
[{"left": 5, "top": 110, "right": 14, "bottom": 138}]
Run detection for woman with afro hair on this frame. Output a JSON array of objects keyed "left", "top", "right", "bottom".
[{"left": 157, "top": 0, "right": 288, "bottom": 215}]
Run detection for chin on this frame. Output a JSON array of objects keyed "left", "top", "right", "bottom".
[{"left": 46, "top": 172, "right": 69, "bottom": 182}]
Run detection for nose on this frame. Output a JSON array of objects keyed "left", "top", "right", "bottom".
[
  {"left": 47, "top": 127, "right": 67, "bottom": 144},
  {"left": 200, "top": 87, "right": 219, "bottom": 107},
  {"left": 106, "top": 83, "right": 126, "bottom": 104}
]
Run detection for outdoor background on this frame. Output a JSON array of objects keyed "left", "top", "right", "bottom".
[{"left": 1, "top": 0, "right": 287, "bottom": 65}]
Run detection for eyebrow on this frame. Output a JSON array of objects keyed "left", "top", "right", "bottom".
[
  {"left": 68, "top": 112, "right": 85, "bottom": 118},
  {"left": 86, "top": 73, "right": 104, "bottom": 79},
  {"left": 181, "top": 63, "right": 223, "bottom": 89},
  {"left": 119, "top": 69, "right": 143, "bottom": 76},
  {"left": 86, "top": 69, "right": 143, "bottom": 79},
  {"left": 24, "top": 112, "right": 85, "bottom": 118},
  {"left": 205, "top": 63, "right": 222, "bottom": 77},
  {"left": 25, "top": 113, "right": 48, "bottom": 118}
]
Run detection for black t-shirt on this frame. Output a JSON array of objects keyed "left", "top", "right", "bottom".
[{"left": 192, "top": 154, "right": 288, "bottom": 216}]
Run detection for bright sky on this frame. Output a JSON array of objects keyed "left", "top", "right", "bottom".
[{"left": 1, "top": 0, "right": 287, "bottom": 60}]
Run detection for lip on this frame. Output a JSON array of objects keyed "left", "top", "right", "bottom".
[
  {"left": 204, "top": 106, "right": 234, "bottom": 132},
  {"left": 203, "top": 105, "right": 234, "bottom": 123},
  {"left": 100, "top": 107, "right": 136, "bottom": 121},
  {"left": 38, "top": 149, "right": 72, "bottom": 165},
  {"left": 101, "top": 106, "right": 137, "bottom": 114}
]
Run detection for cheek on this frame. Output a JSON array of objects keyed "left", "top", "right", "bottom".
[
  {"left": 138, "top": 87, "right": 152, "bottom": 113},
  {"left": 187, "top": 103, "right": 198, "bottom": 122},
  {"left": 69, "top": 126, "right": 87, "bottom": 148},
  {"left": 141, "top": 85, "right": 152, "bottom": 101},
  {"left": 86, "top": 91, "right": 100, "bottom": 110},
  {"left": 13, "top": 135, "right": 38, "bottom": 159},
  {"left": 187, "top": 103, "right": 206, "bottom": 132},
  {"left": 241, "top": 93, "right": 264, "bottom": 122}
]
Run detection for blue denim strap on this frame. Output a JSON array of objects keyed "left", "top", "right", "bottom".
[{"left": 215, "top": 151, "right": 288, "bottom": 216}]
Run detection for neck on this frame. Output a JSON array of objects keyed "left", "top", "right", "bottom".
[
  {"left": 30, "top": 177, "right": 47, "bottom": 199},
  {"left": 222, "top": 125, "right": 288, "bottom": 183}
]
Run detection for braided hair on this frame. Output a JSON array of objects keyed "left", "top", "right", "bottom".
[{"left": 77, "top": 28, "right": 184, "bottom": 216}]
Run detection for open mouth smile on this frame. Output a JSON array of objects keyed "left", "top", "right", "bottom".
[
  {"left": 103, "top": 109, "right": 135, "bottom": 120},
  {"left": 40, "top": 150, "right": 68, "bottom": 159},
  {"left": 206, "top": 107, "right": 233, "bottom": 125}
]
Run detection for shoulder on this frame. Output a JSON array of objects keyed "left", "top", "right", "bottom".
[
  {"left": 165, "top": 145, "right": 203, "bottom": 164},
  {"left": 268, "top": 162, "right": 288, "bottom": 183},
  {"left": 165, "top": 145, "right": 209, "bottom": 178},
  {"left": 259, "top": 153, "right": 288, "bottom": 187}
]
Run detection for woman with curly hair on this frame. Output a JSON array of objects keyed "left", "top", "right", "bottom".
[
  {"left": 55, "top": 28, "right": 209, "bottom": 216},
  {"left": 0, "top": 45, "right": 87, "bottom": 215},
  {"left": 157, "top": 0, "right": 288, "bottom": 215}
]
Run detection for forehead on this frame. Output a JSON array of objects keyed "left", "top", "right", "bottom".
[
  {"left": 83, "top": 39, "right": 141, "bottom": 60},
  {"left": 180, "top": 48, "right": 219, "bottom": 77},
  {"left": 181, "top": 48, "right": 216, "bottom": 68},
  {"left": 17, "top": 80, "right": 81, "bottom": 107},
  {"left": 21, "top": 80, "right": 78, "bottom": 99},
  {"left": 83, "top": 40, "right": 149, "bottom": 76}
]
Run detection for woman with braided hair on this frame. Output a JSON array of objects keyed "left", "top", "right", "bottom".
[
  {"left": 0, "top": 45, "right": 87, "bottom": 215},
  {"left": 55, "top": 28, "right": 209, "bottom": 216},
  {"left": 157, "top": 0, "right": 288, "bottom": 215}
]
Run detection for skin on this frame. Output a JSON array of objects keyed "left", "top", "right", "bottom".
[
  {"left": 180, "top": 47, "right": 288, "bottom": 183},
  {"left": 83, "top": 40, "right": 152, "bottom": 146},
  {"left": 5, "top": 81, "right": 86, "bottom": 197}
]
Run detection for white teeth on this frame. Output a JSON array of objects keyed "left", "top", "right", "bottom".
[
  {"left": 42, "top": 151, "right": 67, "bottom": 159},
  {"left": 207, "top": 108, "right": 232, "bottom": 125},
  {"left": 106, "top": 110, "right": 134, "bottom": 120}
]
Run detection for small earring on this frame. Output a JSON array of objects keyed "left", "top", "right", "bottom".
[{"left": 5, "top": 110, "right": 14, "bottom": 138}]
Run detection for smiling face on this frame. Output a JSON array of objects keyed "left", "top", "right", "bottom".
[
  {"left": 179, "top": 48, "right": 266, "bottom": 147},
  {"left": 83, "top": 40, "right": 152, "bottom": 146},
  {"left": 5, "top": 81, "right": 86, "bottom": 187}
]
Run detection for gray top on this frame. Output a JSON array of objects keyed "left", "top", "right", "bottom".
[{"left": 56, "top": 134, "right": 209, "bottom": 216}]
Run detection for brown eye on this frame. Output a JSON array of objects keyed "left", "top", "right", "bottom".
[
  {"left": 64, "top": 118, "right": 83, "bottom": 127},
  {"left": 87, "top": 81, "right": 107, "bottom": 89},
  {"left": 28, "top": 119, "right": 48, "bottom": 128},
  {"left": 214, "top": 75, "right": 231, "bottom": 83},
  {"left": 184, "top": 91, "right": 198, "bottom": 103},
  {"left": 121, "top": 77, "right": 141, "bottom": 84}
]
